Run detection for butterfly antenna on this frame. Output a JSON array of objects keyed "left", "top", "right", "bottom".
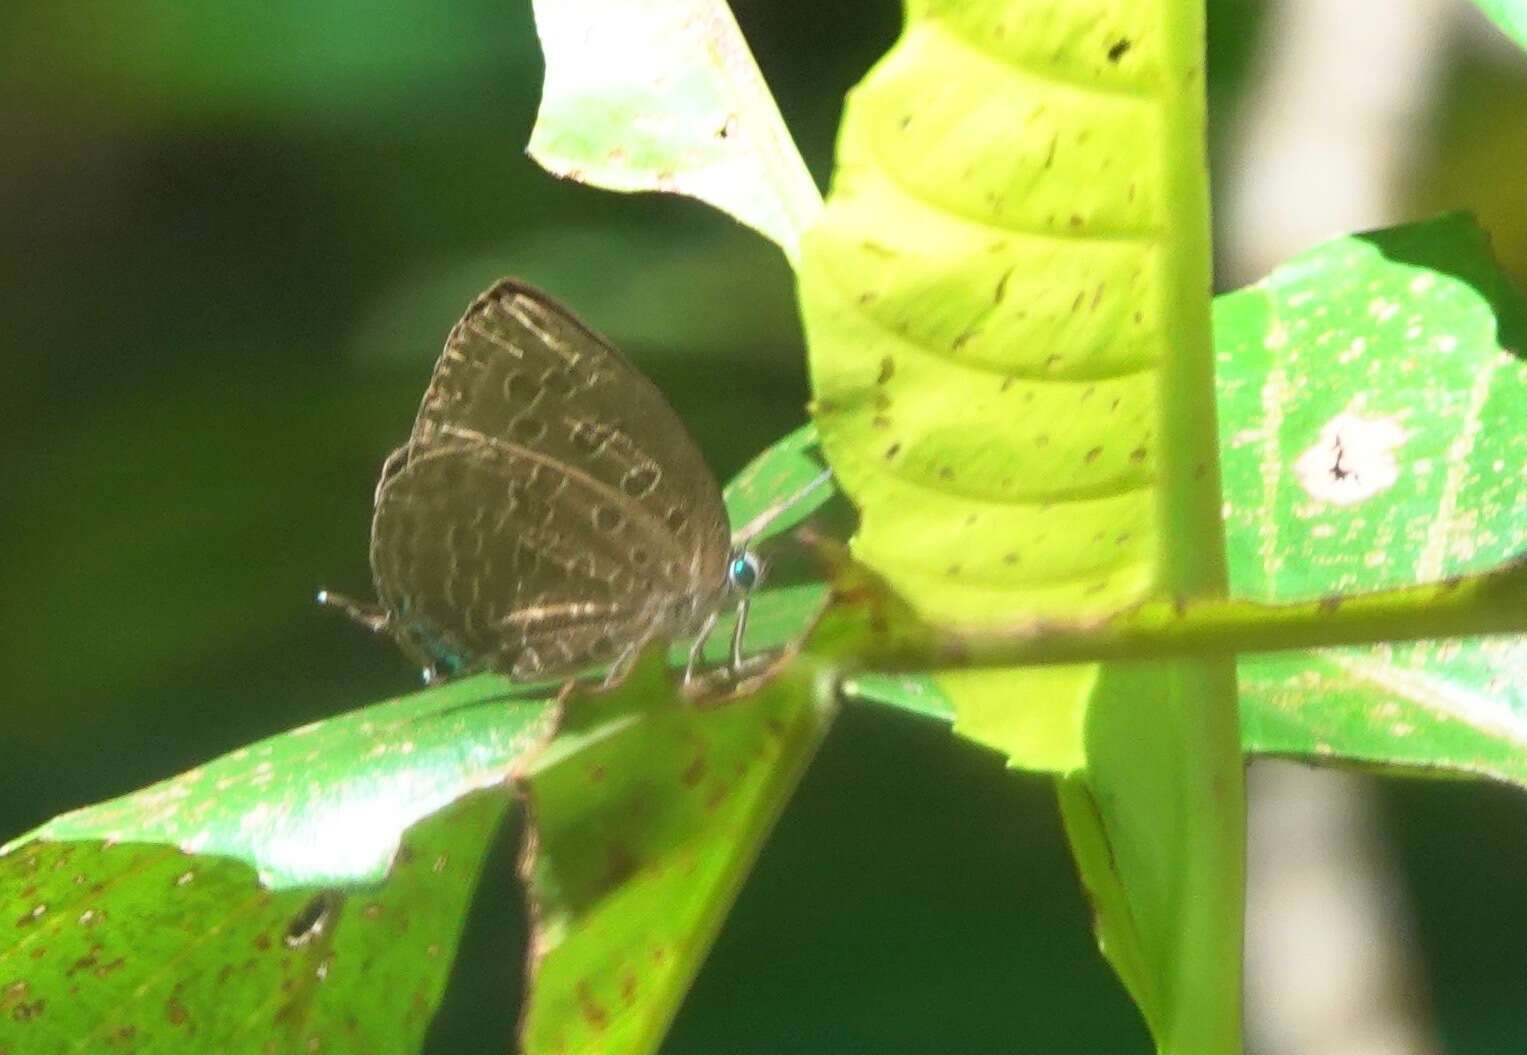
[
  {"left": 316, "top": 589, "right": 391, "bottom": 634},
  {"left": 730, "top": 467, "right": 835, "bottom": 548}
]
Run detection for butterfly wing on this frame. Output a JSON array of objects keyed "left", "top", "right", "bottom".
[{"left": 370, "top": 279, "right": 731, "bottom": 679}]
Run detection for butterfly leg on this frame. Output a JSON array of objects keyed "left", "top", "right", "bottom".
[
  {"left": 728, "top": 595, "right": 752, "bottom": 671},
  {"left": 602, "top": 642, "right": 643, "bottom": 688},
  {"left": 684, "top": 609, "right": 721, "bottom": 685}
]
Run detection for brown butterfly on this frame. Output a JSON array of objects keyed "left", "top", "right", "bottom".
[{"left": 320, "top": 278, "right": 788, "bottom": 686}]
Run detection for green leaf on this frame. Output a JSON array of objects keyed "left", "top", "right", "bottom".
[
  {"left": 0, "top": 677, "right": 554, "bottom": 1050},
  {"left": 6, "top": 675, "right": 555, "bottom": 888},
  {"left": 517, "top": 651, "right": 833, "bottom": 1055},
  {"left": 796, "top": 0, "right": 1233, "bottom": 759},
  {"left": 1218, "top": 213, "right": 1527, "bottom": 783},
  {"left": 797, "top": 3, "right": 1242, "bottom": 1053},
  {"left": 1472, "top": 0, "right": 1527, "bottom": 50},
  {"left": 527, "top": 0, "right": 821, "bottom": 260},
  {"left": 0, "top": 790, "right": 504, "bottom": 1054}
]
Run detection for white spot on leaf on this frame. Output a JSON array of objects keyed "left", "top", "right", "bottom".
[{"left": 1295, "top": 409, "right": 1410, "bottom": 505}]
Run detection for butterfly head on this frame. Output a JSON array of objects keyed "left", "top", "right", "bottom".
[{"left": 727, "top": 549, "right": 764, "bottom": 593}]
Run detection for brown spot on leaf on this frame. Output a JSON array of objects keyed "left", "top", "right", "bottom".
[
  {"left": 877, "top": 356, "right": 895, "bottom": 384},
  {"left": 605, "top": 845, "right": 638, "bottom": 888},
  {"left": 1087, "top": 445, "right": 1107, "bottom": 464},
  {"left": 682, "top": 755, "right": 707, "bottom": 788},
  {"left": 1107, "top": 38, "right": 1132, "bottom": 62},
  {"left": 66, "top": 947, "right": 101, "bottom": 978},
  {"left": 577, "top": 983, "right": 608, "bottom": 1031},
  {"left": 995, "top": 267, "right": 1014, "bottom": 304},
  {"left": 1, "top": 981, "right": 28, "bottom": 1011}
]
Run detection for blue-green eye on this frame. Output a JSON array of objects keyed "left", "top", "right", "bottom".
[{"left": 728, "top": 551, "right": 762, "bottom": 591}]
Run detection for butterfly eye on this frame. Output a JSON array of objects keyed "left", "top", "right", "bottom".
[{"left": 728, "top": 551, "right": 763, "bottom": 592}]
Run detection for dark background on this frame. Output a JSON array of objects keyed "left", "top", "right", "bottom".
[{"left": 1, "top": 1, "right": 1524, "bottom": 1051}]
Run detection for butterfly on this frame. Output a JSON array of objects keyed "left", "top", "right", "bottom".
[{"left": 320, "top": 278, "right": 807, "bottom": 687}]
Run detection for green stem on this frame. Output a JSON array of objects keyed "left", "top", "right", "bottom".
[{"left": 866, "top": 559, "right": 1527, "bottom": 671}]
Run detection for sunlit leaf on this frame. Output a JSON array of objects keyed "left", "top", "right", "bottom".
[
  {"left": 796, "top": 2, "right": 1241, "bottom": 1052},
  {"left": 6, "top": 676, "right": 554, "bottom": 888},
  {"left": 528, "top": 0, "right": 821, "bottom": 259},
  {"left": 1219, "top": 213, "right": 1527, "bottom": 783},
  {"left": 0, "top": 791, "right": 504, "bottom": 1054},
  {"left": 795, "top": 0, "right": 1232, "bottom": 766}
]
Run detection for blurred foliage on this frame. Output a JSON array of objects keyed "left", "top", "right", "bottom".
[
  {"left": 1409, "top": 35, "right": 1527, "bottom": 286},
  {"left": 1, "top": 1, "right": 1524, "bottom": 1052}
]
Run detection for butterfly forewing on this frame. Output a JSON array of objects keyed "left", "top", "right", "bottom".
[{"left": 369, "top": 279, "right": 732, "bottom": 680}]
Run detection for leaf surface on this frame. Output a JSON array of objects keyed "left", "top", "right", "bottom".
[
  {"left": 517, "top": 651, "right": 833, "bottom": 1055},
  {"left": 796, "top": 2, "right": 1242, "bottom": 1052},
  {"left": 0, "top": 791, "right": 505, "bottom": 1054},
  {"left": 7, "top": 676, "right": 554, "bottom": 889},
  {"left": 1219, "top": 214, "right": 1527, "bottom": 782},
  {"left": 0, "top": 677, "right": 555, "bottom": 1050},
  {"left": 528, "top": 0, "right": 820, "bottom": 259}
]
